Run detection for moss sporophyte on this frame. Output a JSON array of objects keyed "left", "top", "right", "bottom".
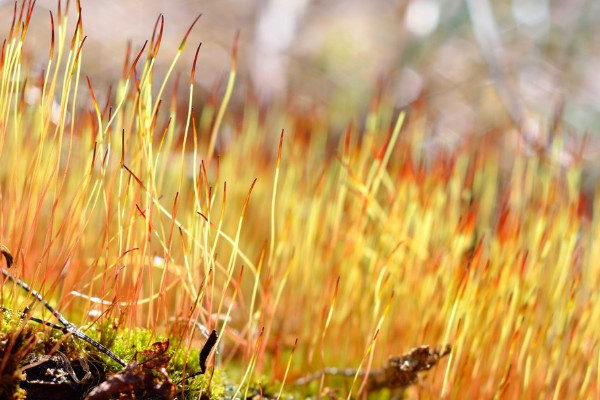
[{"left": 1, "top": 1, "right": 597, "bottom": 399}]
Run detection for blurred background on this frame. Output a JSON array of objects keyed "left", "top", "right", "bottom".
[{"left": 1, "top": 0, "right": 599, "bottom": 152}]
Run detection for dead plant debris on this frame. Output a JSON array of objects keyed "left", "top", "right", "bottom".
[
  {"left": 84, "top": 340, "right": 175, "bottom": 400},
  {"left": 366, "top": 344, "right": 452, "bottom": 392},
  {"left": 295, "top": 344, "right": 451, "bottom": 394}
]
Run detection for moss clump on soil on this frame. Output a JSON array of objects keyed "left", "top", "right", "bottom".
[
  {"left": 0, "top": 332, "right": 27, "bottom": 400},
  {"left": 85, "top": 322, "right": 228, "bottom": 399},
  {"left": 0, "top": 314, "right": 234, "bottom": 400},
  {"left": 1, "top": 312, "right": 87, "bottom": 399}
]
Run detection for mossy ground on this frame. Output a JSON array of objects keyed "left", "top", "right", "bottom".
[{"left": 0, "top": 314, "right": 232, "bottom": 400}]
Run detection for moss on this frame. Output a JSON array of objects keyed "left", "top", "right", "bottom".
[
  {"left": 0, "top": 332, "right": 26, "bottom": 399},
  {"left": 173, "top": 369, "right": 227, "bottom": 400},
  {"left": 84, "top": 320, "right": 228, "bottom": 400},
  {"left": 0, "top": 313, "right": 234, "bottom": 399},
  {"left": 0, "top": 311, "right": 94, "bottom": 399},
  {"left": 84, "top": 323, "right": 157, "bottom": 372}
]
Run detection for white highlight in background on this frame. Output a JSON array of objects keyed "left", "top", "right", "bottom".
[{"left": 405, "top": 0, "right": 441, "bottom": 36}]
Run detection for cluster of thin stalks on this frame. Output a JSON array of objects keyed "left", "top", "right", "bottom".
[{"left": 0, "top": 1, "right": 599, "bottom": 399}]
